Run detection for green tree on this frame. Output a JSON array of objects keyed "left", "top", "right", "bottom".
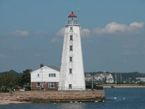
[
  {"left": 138, "top": 81, "right": 145, "bottom": 86},
  {"left": 20, "top": 69, "right": 31, "bottom": 86},
  {"left": 15, "top": 75, "right": 22, "bottom": 88},
  {"left": 0, "top": 72, "right": 16, "bottom": 90}
]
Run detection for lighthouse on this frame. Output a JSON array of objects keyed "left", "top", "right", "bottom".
[{"left": 58, "top": 11, "right": 86, "bottom": 90}]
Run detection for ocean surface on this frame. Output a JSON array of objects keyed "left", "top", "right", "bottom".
[{"left": 0, "top": 88, "right": 145, "bottom": 109}]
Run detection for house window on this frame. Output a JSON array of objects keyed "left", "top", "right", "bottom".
[
  {"left": 49, "top": 73, "right": 56, "bottom": 77},
  {"left": 49, "top": 82, "right": 56, "bottom": 88},
  {"left": 69, "top": 84, "right": 72, "bottom": 89},
  {"left": 38, "top": 74, "right": 39, "bottom": 77},
  {"left": 70, "top": 45, "right": 73, "bottom": 51},
  {"left": 70, "top": 27, "right": 73, "bottom": 30},
  {"left": 70, "top": 35, "right": 73, "bottom": 41},
  {"left": 37, "top": 82, "right": 40, "bottom": 87},
  {"left": 69, "top": 57, "right": 72, "bottom": 62}
]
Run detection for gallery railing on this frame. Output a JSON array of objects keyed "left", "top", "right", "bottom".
[{"left": 68, "top": 20, "right": 77, "bottom": 24}]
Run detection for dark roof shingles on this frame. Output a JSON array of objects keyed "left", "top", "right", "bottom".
[{"left": 48, "top": 66, "right": 60, "bottom": 72}]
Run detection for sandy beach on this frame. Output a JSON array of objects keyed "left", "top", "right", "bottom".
[{"left": 0, "top": 99, "right": 26, "bottom": 105}]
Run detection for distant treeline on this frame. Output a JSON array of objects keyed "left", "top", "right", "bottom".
[
  {"left": 0, "top": 70, "right": 145, "bottom": 89},
  {"left": 0, "top": 70, "right": 23, "bottom": 77}
]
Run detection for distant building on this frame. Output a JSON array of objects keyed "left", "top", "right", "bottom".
[
  {"left": 85, "top": 73, "right": 93, "bottom": 81},
  {"left": 136, "top": 77, "right": 145, "bottom": 82},
  {"left": 123, "top": 81, "right": 126, "bottom": 83},
  {"left": 132, "top": 80, "right": 135, "bottom": 83},
  {"left": 31, "top": 65, "right": 60, "bottom": 90},
  {"left": 94, "top": 74, "right": 102, "bottom": 81},
  {"left": 86, "top": 72, "right": 114, "bottom": 83},
  {"left": 106, "top": 74, "right": 114, "bottom": 83}
]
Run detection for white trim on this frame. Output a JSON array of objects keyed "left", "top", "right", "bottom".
[{"left": 49, "top": 82, "right": 56, "bottom": 88}]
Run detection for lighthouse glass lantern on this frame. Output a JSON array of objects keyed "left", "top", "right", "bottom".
[
  {"left": 58, "top": 11, "right": 86, "bottom": 90},
  {"left": 68, "top": 11, "right": 77, "bottom": 24}
]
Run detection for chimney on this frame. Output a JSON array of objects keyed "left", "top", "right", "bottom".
[{"left": 40, "top": 64, "right": 44, "bottom": 68}]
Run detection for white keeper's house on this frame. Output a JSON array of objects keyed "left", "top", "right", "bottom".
[{"left": 31, "top": 64, "right": 60, "bottom": 90}]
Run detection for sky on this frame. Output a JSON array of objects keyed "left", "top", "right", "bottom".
[{"left": 0, "top": 0, "right": 145, "bottom": 73}]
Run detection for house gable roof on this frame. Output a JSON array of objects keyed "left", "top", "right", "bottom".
[
  {"left": 48, "top": 66, "right": 60, "bottom": 72},
  {"left": 30, "top": 66, "right": 60, "bottom": 73}
]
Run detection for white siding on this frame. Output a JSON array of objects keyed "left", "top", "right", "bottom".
[
  {"left": 95, "top": 76, "right": 102, "bottom": 81},
  {"left": 106, "top": 74, "right": 114, "bottom": 83},
  {"left": 31, "top": 66, "right": 60, "bottom": 82}
]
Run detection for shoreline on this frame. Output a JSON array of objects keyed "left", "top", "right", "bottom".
[
  {"left": 0, "top": 90, "right": 105, "bottom": 105},
  {"left": 0, "top": 99, "right": 27, "bottom": 105},
  {"left": 103, "top": 85, "right": 145, "bottom": 88}
]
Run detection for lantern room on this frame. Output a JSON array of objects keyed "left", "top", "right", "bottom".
[{"left": 68, "top": 11, "right": 78, "bottom": 24}]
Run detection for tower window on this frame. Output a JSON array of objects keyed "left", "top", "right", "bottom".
[
  {"left": 70, "top": 45, "right": 73, "bottom": 51},
  {"left": 69, "top": 68, "right": 72, "bottom": 74},
  {"left": 38, "top": 74, "right": 39, "bottom": 77},
  {"left": 69, "top": 57, "right": 72, "bottom": 62},
  {"left": 70, "top": 27, "right": 73, "bottom": 30},
  {"left": 70, "top": 35, "right": 73, "bottom": 41},
  {"left": 69, "top": 84, "right": 72, "bottom": 89}
]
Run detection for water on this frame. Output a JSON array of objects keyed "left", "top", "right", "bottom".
[{"left": 0, "top": 88, "right": 145, "bottom": 109}]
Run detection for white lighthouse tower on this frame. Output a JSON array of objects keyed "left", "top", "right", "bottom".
[{"left": 58, "top": 11, "right": 86, "bottom": 90}]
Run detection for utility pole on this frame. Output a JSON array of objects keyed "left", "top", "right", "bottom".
[
  {"left": 92, "top": 72, "right": 94, "bottom": 90},
  {"left": 115, "top": 71, "right": 117, "bottom": 84},
  {"left": 40, "top": 65, "right": 44, "bottom": 90},
  {"left": 120, "top": 74, "right": 122, "bottom": 83}
]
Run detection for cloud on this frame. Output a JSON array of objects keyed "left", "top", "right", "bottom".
[
  {"left": 122, "top": 44, "right": 137, "bottom": 48},
  {"left": 123, "top": 60, "right": 128, "bottom": 63},
  {"left": 93, "top": 22, "right": 144, "bottom": 35},
  {"left": 130, "top": 22, "right": 144, "bottom": 28},
  {"left": 56, "top": 28, "right": 65, "bottom": 37},
  {"left": 80, "top": 28, "right": 90, "bottom": 37},
  {"left": 35, "top": 30, "right": 49, "bottom": 36},
  {"left": 10, "top": 29, "right": 29, "bottom": 37},
  {"left": 120, "top": 50, "right": 139, "bottom": 55},
  {"left": 56, "top": 27, "right": 90, "bottom": 37},
  {"left": 0, "top": 54, "right": 5, "bottom": 58},
  {"left": 34, "top": 54, "right": 41, "bottom": 57},
  {"left": 49, "top": 38, "right": 63, "bottom": 43},
  {"left": 56, "top": 22, "right": 144, "bottom": 38},
  {"left": 11, "top": 46, "right": 21, "bottom": 50},
  {"left": 0, "top": 54, "right": 10, "bottom": 58}
]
